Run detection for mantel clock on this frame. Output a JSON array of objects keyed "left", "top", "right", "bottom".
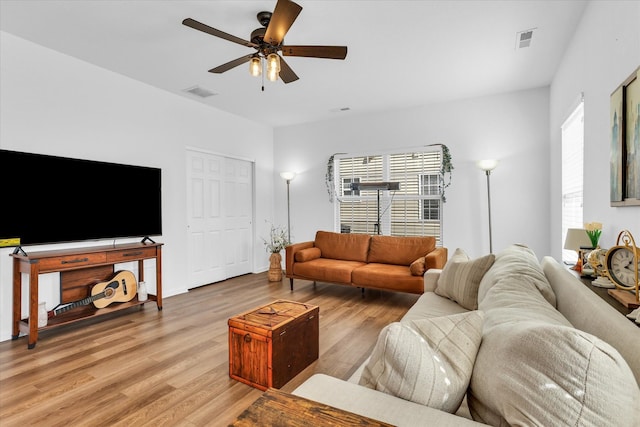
[{"left": 605, "top": 230, "right": 640, "bottom": 308}]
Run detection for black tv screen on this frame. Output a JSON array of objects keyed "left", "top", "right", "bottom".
[{"left": 0, "top": 149, "right": 162, "bottom": 247}]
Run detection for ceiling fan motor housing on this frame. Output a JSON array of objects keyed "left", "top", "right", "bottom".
[
  {"left": 257, "top": 11, "right": 272, "bottom": 27},
  {"left": 251, "top": 27, "right": 267, "bottom": 45}
]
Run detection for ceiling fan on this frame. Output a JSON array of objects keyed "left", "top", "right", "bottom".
[{"left": 182, "top": 0, "right": 347, "bottom": 86}]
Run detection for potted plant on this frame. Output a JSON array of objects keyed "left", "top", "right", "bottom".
[{"left": 263, "top": 223, "right": 291, "bottom": 281}]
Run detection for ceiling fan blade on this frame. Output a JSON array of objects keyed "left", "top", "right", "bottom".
[
  {"left": 278, "top": 57, "right": 299, "bottom": 84},
  {"left": 282, "top": 45, "right": 348, "bottom": 60},
  {"left": 183, "top": 18, "right": 258, "bottom": 48},
  {"left": 263, "top": 0, "right": 303, "bottom": 45},
  {"left": 208, "top": 54, "right": 255, "bottom": 74}
]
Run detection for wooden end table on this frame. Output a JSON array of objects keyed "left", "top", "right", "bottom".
[
  {"left": 230, "top": 388, "right": 393, "bottom": 426},
  {"left": 228, "top": 300, "right": 319, "bottom": 390}
]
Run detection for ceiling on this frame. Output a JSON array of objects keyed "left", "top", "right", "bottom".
[{"left": 0, "top": 1, "right": 588, "bottom": 128}]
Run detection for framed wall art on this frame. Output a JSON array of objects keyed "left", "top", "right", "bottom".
[{"left": 610, "top": 65, "right": 640, "bottom": 206}]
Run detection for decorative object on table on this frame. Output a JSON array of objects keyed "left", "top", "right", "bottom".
[
  {"left": 610, "top": 65, "right": 640, "bottom": 207},
  {"left": 477, "top": 159, "right": 498, "bottom": 253},
  {"left": 138, "top": 280, "right": 148, "bottom": 302},
  {"left": 263, "top": 222, "right": 291, "bottom": 282},
  {"left": 578, "top": 247, "right": 596, "bottom": 277},
  {"left": 584, "top": 221, "right": 603, "bottom": 248},
  {"left": 279, "top": 171, "right": 296, "bottom": 242},
  {"left": 627, "top": 307, "right": 640, "bottom": 324},
  {"left": 563, "top": 228, "right": 593, "bottom": 271},
  {"left": 37, "top": 302, "right": 48, "bottom": 328},
  {"left": 587, "top": 247, "right": 615, "bottom": 288},
  {"left": 605, "top": 230, "right": 640, "bottom": 308}
]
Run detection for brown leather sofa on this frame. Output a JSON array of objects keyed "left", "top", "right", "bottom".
[{"left": 285, "top": 230, "right": 448, "bottom": 294}]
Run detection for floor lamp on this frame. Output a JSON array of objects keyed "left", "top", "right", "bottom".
[
  {"left": 477, "top": 159, "right": 498, "bottom": 253},
  {"left": 280, "top": 172, "right": 296, "bottom": 242}
]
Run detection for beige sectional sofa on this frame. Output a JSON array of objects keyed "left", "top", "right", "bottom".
[{"left": 292, "top": 244, "right": 640, "bottom": 426}]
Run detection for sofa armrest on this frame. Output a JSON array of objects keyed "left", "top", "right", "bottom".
[
  {"left": 426, "top": 247, "right": 448, "bottom": 270},
  {"left": 424, "top": 268, "right": 442, "bottom": 292},
  {"left": 285, "top": 241, "right": 314, "bottom": 276}
]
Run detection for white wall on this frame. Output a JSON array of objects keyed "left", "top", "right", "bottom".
[
  {"left": 549, "top": 0, "right": 640, "bottom": 259},
  {"left": 274, "top": 87, "right": 551, "bottom": 259},
  {"left": 0, "top": 32, "right": 276, "bottom": 342}
]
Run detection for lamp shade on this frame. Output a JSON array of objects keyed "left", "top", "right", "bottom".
[
  {"left": 280, "top": 171, "right": 296, "bottom": 181},
  {"left": 564, "top": 228, "right": 592, "bottom": 251},
  {"left": 477, "top": 159, "right": 499, "bottom": 172}
]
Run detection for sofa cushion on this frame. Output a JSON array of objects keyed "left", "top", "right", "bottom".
[
  {"left": 351, "top": 263, "right": 424, "bottom": 294},
  {"left": 477, "top": 244, "right": 556, "bottom": 308},
  {"left": 359, "top": 311, "right": 484, "bottom": 413},
  {"left": 314, "top": 230, "right": 371, "bottom": 262},
  {"left": 401, "top": 292, "right": 470, "bottom": 324},
  {"left": 409, "top": 257, "right": 426, "bottom": 276},
  {"left": 368, "top": 235, "right": 436, "bottom": 266},
  {"left": 435, "top": 248, "right": 495, "bottom": 310},
  {"left": 294, "top": 247, "right": 321, "bottom": 262},
  {"left": 478, "top": 278, "right": 571, "bottom": 331},
  {"left": 293, "top": 258, "right": 365, "bottom": 284},
  {"left": 468, "top": 322, "right": 640, "bottom": 427}
]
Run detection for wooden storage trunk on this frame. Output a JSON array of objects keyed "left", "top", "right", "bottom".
[{"left": 228, "top": 300, "right": 319, "bottom": 390}]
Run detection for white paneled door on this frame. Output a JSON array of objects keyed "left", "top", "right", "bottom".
[{"left": 187, "top": 150, "right": 253, "bottom": 288}]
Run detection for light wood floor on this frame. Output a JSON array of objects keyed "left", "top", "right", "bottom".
[{"left": 0, "top": 273, "right": 419, "bottom": 426}]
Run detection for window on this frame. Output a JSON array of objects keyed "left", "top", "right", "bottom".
[
  {"left": 334, "top": 148, "right": 443, "bottom": 243},
  {"left": 342, "top": 177, "right": 360, "bottom": 196},
  {"left": 419, "top": 174, "right": 441, "bottom": 221},
  {"left": 561, "top": 99, "right": 584, "bottom": 263}
]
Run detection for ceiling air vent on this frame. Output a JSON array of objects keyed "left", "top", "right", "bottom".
[
  {"left": 516, "top": 28, "right": 536, "bottom": 49},
  {"left": 183, "top": 85, "right": 217, "bottom": 98}
]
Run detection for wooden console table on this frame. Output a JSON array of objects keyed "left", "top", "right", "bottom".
[
  {"left": 11, "top": 242, "right": 163, "bottom": 349},
  {"left": 230, "top": 388, "right": 393, "bottom": 426}
]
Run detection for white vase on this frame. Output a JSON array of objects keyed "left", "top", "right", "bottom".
[
  {"left": 138, "top": 281, "right": 148, "bottom": 302},
  {"left": 37, "top": 302, "right": 48, "bottom": 328}
]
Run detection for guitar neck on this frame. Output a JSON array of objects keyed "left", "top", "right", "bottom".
[{"left": 50, "top": 289, "right": 109, "bottom": 317}]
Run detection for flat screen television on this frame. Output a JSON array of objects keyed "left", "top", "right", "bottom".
[{"left": 0, "top": 149, "right": 162, "bottom": 249}]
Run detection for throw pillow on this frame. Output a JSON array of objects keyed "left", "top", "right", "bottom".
[
  {"left": 409, "top": 257, "right": 426, "bottom": 276},
  {"left": 295, "top": 247, "right": 321, "bottom": 262},
  {"left": 435, "top": 248, "right": 495, "bottom": 310},
  {"left": 468, "top": 322, "right": 640, "bottom": 426},
  {"left": 359, "top": 311, "right": 484, "bottom": 413}
]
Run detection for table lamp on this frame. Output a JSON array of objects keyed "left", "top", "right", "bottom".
[{"left": 564, "top": 228, "right": 592, "bottom": 271}]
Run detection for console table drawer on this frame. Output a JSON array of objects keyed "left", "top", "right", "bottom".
[
  {"left": 107, "top": 247, "right": 157, "bottom": 263},
  {"left": 38, "top": 253, "right": 107, "bottom": 271}
]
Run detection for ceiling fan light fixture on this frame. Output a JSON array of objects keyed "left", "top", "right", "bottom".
[
  {"left": 249, "top": 56, "right": 262, "bottom": 77},
  {"left": 266, "top": 53, "right": 281, "bottom": 81},
  {"left": 267, "top": 66, "right": 279, "bottom": 82}
]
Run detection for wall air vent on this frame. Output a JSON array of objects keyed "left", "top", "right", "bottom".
[
  {"left": 516, "top": 28, "right": 536, "bottom": 49},
  {"left": 183, "top": 85, "right": 217, "bottom": 98}
]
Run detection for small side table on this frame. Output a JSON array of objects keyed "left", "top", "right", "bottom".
[
  {"left": 228, "top": 300, "right": 319, "bottom": 390},
  {"left": 230, "top": 388, "right": 393, "bottom": 427}
]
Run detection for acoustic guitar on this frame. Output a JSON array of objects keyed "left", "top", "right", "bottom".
[{"left": 48, "top": 270, "right": 138, "bottom": 318}]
